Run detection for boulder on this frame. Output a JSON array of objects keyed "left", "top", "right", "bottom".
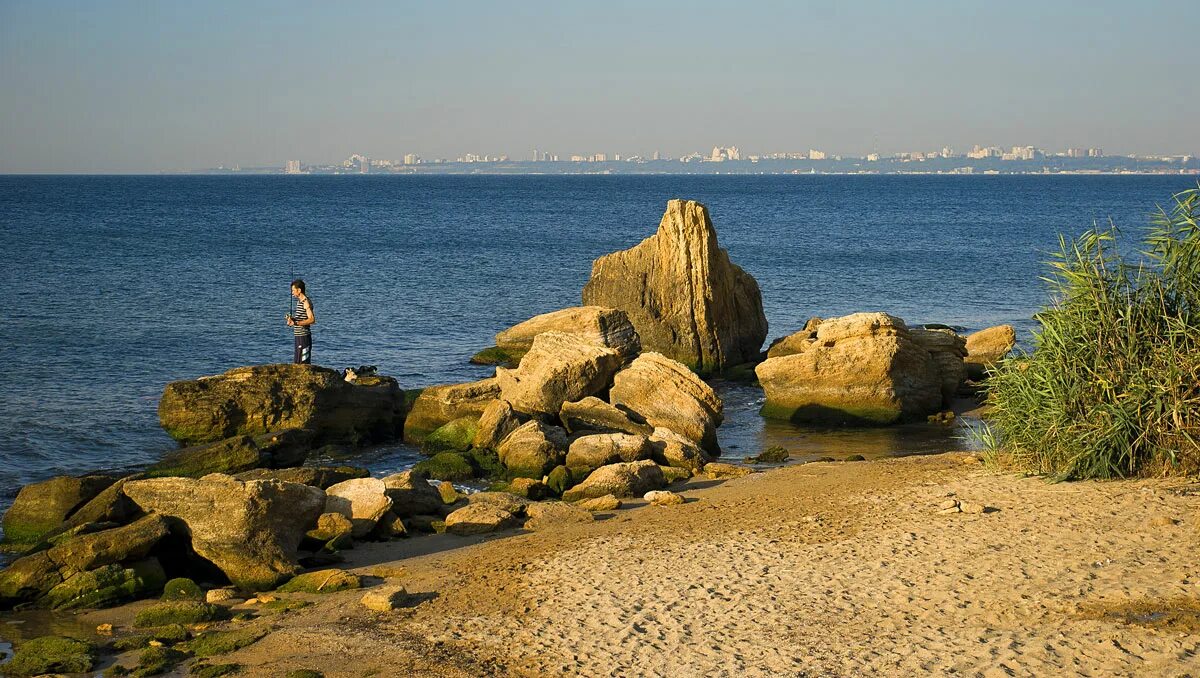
[
  {"left": 403, "top": 378, "right": 500, "bottom": 444},
  {"left": 360, "top": 585, "right": 408, "bottom": 612},
  {"left": 324, "top": 478, "right": 393, "bottom": 539},
  {"left": 565, "top": 433, "right": 654, "bottom": 473},
  {"left": 755, "top": 312, "right": 943, "bottom": 425},
  {"left": 147, "top": 429, "right": 314, "bottom": 479},
  {"left": 234, "top": 466, "right": 369, "bottom": 490},
  {"left": 648, "top": 427, "right": 710, "bottom": 473},
  {"left": 307, "top": 513, "right": 353, "bottom": 543},
  {"left": 467, "top": 491, "right": 531, "bottom": 516},
  {"left": 443, "top": 505, "right": 517, "bottom": 536},
  {"left": 505, "top": 477, "right": 548, "bottom": 500},
  {"left": 3, "top": 635, "right": 96, "bottom": 676},
  {"left": 43, "top": 559, "right": 167, "bottom": 610},
  {"left": 645, "top": 490, "right": 685, "bottom": 506},
  {"left": 559, "top": 397, "right": 653, "bottom": 436},
  {"left": 412, "top": 452, "right": 475, "bottom": 481},
  {"left": 472, "top": 399, "right": 526, "bottom": 450},
  {"left": 765, "top": 318, "right": 823, "bottom": 359},
  {"left": 523, "top": 502, "right": 594, "bottom": 530},
  {"left": 609, "top": 352, "right": 724, "bottom": 452},
  {"left": 496, "top": 332, "right": 623, "bottom": 417},
  {"left": 562, "top": 460, "right": 666, "bottom": 502},
  {"left": 581, "top": 199, "right": 767, "bottom": 375},
  {"left": 158, "top": 364, "right": 405, "bottom": 447},
  {"left": 2, "top": 474, "right": 119, "bottom": 547},
  {"left": 910, "top": 328, "right": 967, "bottom": 406},
  {"left": 495, "top": 306, "right": 641, "bottom": 362},
  {"left": 55, "top": 475, "right": 141, "bottom": 535},
  {"left": 965, "top": 324, "right": 1018, "bottom": 379},
  {"left": 421, "top": 416, "right": 479, "bottom": 456},
  {"left": 497, "top": 420, "right": 568, "bottom": 479},
  {"left": 277, "top": 568, "right": 361, "bottom": 593},
  {"left": 381, "top": 470, "right": 444, "bottom": 517},
  {"left": 123, "top": 475, "right": 326, "bottom": 591},
  {"left": 576, "top": 495, "right": 622, "bottom": 512}
]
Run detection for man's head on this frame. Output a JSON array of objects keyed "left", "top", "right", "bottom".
[{"left": 291, "top": 278, "right": 306, "bottom": 297}]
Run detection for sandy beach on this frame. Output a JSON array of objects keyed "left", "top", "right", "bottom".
[{"left": 60, "top": 452, "right": 1199, "bottom": 677}]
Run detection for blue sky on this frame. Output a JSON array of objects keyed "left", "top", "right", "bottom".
[{"left": 1, "top": 0, "right": 1197, "bottom": 172}]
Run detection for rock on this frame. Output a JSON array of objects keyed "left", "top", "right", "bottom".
[
  {"left": 927, "top": 410, "right": 955, "bottom": 425},
  {"left": 469, "top": 346, "right": 514, "bottom": 366},
  {"left": 766, "top": 318, "right": 824, "bottom": 358},
  {"left": 910, "top": 328, "right": 967, "bottom": 406},
  {"left": 133, "top": 600, "right": 230, "bottom": 627},
  {"left": 413, "top": 452, "right": 475, "bottom": 481},
  {"left": 443, "top": 505, "right": 517, "bottom": 536},
  {"left": 403, "top": 378, "right": 500, "bottom": 444},
  {"left": 1149, "top": 515, "right": 1179, "bottom": 527},
  {"left": 755, "top": 312, "right": 944, "bottom": 425},
  {"left": 308, "top": 512, "right": 354, "bottom": 544},
  {"left": 381, "top": 470, "right": 444, "bottom": 517},
  {"left": 523, "top": 502, "right": 594, "bottom": 530},
  {"left": 561, "top": 460, "right": 666, "bottom": 501},
  {"left": 180, "top": 625, "right": 269, "bottom": 658},
  {"left": 276, "top": 568, "right": 361, "bottom": 593},
  {"left": 496, "top": 332, "right": 623, "bottom": 417},
  {"left": 472, "top": 399, "right": 526, "bottom": 450},
  {"left": 495, "top": 306, "right": 642, "bottom": 363},
  {"left": 937, "top": 505, "right": 962, "bottom": 515},
  {"left": 506, "top": 477, "right": 548, "bottom": 500},
  {"left": 965, "top": 325, "right": 1018, "bottom": 380},
  {"left": 467, "top": 492, "right": 530, "bottom": 516},
  {"left": 1, "top": 474, "right": 119, "bottom": 547},
  {"left": 749, "top": 446, "right": 789, "bottom": 464},
  {"left": 123, "top": 475, "right": 326, "bottom": 591},
  {"left": 610, "top": 353, "right": 724, "bottom": 452},
  {"left": 959, "top": 501, "right": 987, "bottom": 514},
  {"left": 545, "top": 465, "right": 574, "bottom": 496},
  {"left": 234, "top": 466, "right": 370, "bottom": 489},
  {"left": 371, "top": 511, "right": 408, "bottom": 540},
  {"left": 647, "top": 427, "right": 710, "bottom": 473},
  {"left": 644, "top": 490, "right": 685, "bottom": 506},
  {"left": 421, "top": 416, "right": 479, "bottom": 456},
  {"left": 403, "top": 514, "right": 441, "bottom": 534},
  {"left": 161, "top": 577, "right": 203, "bottom": 601},
  {"left": 936, "top": 499, "right": 959, "bottom": 511},
  {"left": 582, "top": 199, "right": 768, "bottom": 375},
  {"left": 559, "top": 396, "right": 653, "bottom": 436},
  {"left": 158, "top": 364, "right": 405, "bottom": 447},
  {"left": 43, "top": 558, "right": 166, "bottom": 610},
  {"left": 565, "top": 433, "right": 654, "bottom": 473},
  {"left": 659, "top": 465, "right": 693, "bottom": 484},
  {"left": 0, "top": 514, "right": 171, "bottom": 607},
  {"left": 575, "top": 495, "right": 622, "bottom": 511},
  {"left": 324, "top": 478, "right": 393, "bottom": 538},
  {"left": 703, "top": 463, "right": 752, "bottom": 480},
  {"left": 845, "top": 454, "right": 866, "bottom": 462},
  {"left": 3, "top": 635, "right": 95, "bottom": 676},
  {"left": 206, "top": 587, "right": 240, "bottom": 603},
  {"left": 497, "top": 420, "right": 568, "bottom": 479},
  {"left": 360, "top": 585, "right": 408, "bottom": 612},
  {"left": 147, "top": 429, "right": 314, "bottom": 479},
  {"left": 436, "top": 481, "right": 461, "bottom": 505}
]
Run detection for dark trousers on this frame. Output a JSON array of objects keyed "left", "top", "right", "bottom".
[{"left": 294, "top": 333, "right": 312, "bottom": 364}]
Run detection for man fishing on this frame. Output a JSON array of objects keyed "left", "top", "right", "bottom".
[{"left": 286, "top": 279, "right": 315, "bottom": 364}]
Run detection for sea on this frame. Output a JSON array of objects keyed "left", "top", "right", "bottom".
[{"left": 0, "top": 174, "right": 1192, "bottom": 537}]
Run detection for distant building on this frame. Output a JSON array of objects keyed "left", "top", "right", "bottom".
[
  {"left": 652, "top": 150, "right": 660, "bottom": 161},
  {"left": 1066, "top": 148, "right": 1086, "bottom": 158},
  {"left": 1088, "top": 148, "right": 1103, "bottom": 157},
  {"left": 284, "top": 160, "right": 302, "bottom": 174},
  {"left": 594, "top": 153, "right": 607, "bottom": 162},
  {"left": 403, "top": 153, "right": 421, "bottom": 165},
  {"left": 808, "top": 149, "right": 826, "bottom": 160},
  {"left": 359, "top": 158, "right": 369, "bottom": 173},
  {"left": 866, "top": 153, "right": 880, "bottom": 162}
]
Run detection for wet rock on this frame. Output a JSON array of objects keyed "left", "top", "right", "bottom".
[
  {"left": 575, "top": 495, "right": 622, "bottom": 511},
  {"left": 324, "top": 478, "right": 392, "bottom": 538},
  {"left": 444, "top": 504, "right": 517, "bottom": 536},
  {"left": 965, "top": 324, "right": 1018, "bottom": 380},
  {"left": 360, "top": 584, "right": 408, "bottom": 612},
  {"left": 469, "top": 346, "right": 514, "bottom": 366},
  {"left": 644, "top": 490, "right": 685, "bottom": 506},
  {"left": 147, "top": 428, "right": 314, "bottom": 479},
  {"left": 421, "top": 416, "right": 479, "bottom": 456},
  {"left": 43, "top": 558, "right": 166, "bottom": 610},
  {"left": 413, "top": 452, "right": 475, "bottom": 481},
  {"left": 703, "top": 463, "right": 752, "bottom": 480},
  {"left": 3, "top": 635, "right": 95, "bottom": 676},
  {"left": 749, "top": 446, "right": 790, "bottom": 464},
  {"left": 910, "top": 327, "right": 968, "bottom": 406},
  {"left": 436, "top": 481, "right": 462, "bottom": 505},
  {"left": 497, "top": 420, "right": 568, "bottom": 479},
  {"left": 158, "top": 364, "right": 405, "bottom": 447},
  {"left": 495, "top": 306, "right": 641, "bottom": 362},
  {"left": 559, "top": 396, "right": 653, "bottom": 436},
  {"left": 1, "top": 474, "right": 119, "bottom": 547},
  {"left": 133, "top": 600, "right": 230, "bottom": 627},
  {"left": 276, "top": 568, "right": 361, "bottom": 593},
  {"left": 562, "top": 460, "right": 666, "bottom": 501},
  {"left": 582, "top": 199, "right": 767, "bottom": 375},
  {"left": 610, "top": 352, "right": 723, "bottom": 453},
  {"left": 496, "top": 332, "right": 623, "bottom": 417},
  {"left": 234, "top": 466, "right": 369, "bottom": 490},
  {"left": 381, "top": 470, "right": 444, "bottom": 517},
  {"left": 123, "top": 475, "right": 325, "bottom": 592},
  {"left": 471, "top": 399, "right": 525, "bottom": 450},
  {"left": 565, "top": 433, "right": 654, "bottom": 473},
  {"left": 403, "top": 378, "right": 499, "bottom": 444},
  {"left": 307, "top": 512, "right": 354, "bottom": 543},
  {"left": 523, "top": 502, "right": 594, "bottom": 530}
]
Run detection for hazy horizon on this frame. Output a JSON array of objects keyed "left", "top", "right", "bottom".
[{"left": 2, "top": 0, "right": 1198, "bottom": 173}]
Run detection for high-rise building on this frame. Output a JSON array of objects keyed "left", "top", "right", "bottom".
[
  {"left": 809, "top": 149, "right": 826, "bottom": 160},
  {"left": 403, "top": 153, "right": 421, "bottom": 165},
  {"left": 284, "top": 160, "right": 301, "bottom": 174},
  {"left": 652, "top": 150, "right": 660, "bottom": 161},
  {"left": 1088, "top": 148, "right": 1104, "bottom": 157},
  {"left": 359, "top": 158, "right": 369, "bottom": 173}
]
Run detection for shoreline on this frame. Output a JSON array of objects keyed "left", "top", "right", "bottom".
[{"left": 12, "top": 451, "right": 1196, "bottom": 676}]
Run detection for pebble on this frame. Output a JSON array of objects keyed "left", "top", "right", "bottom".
[
  {"left": 206, "top": 587, "right": 240, "bottom": 603},
  {"left": 1149, "top": 516, "right": 1179, "bottom": 527},
  {"left": 959, "top": 501, "right": 986, "bottom": 514},
  {"left": 360, "top": 585, "right": 408, "bottom": 612},
  {"left": 95, "top": 623, "right": 113, "bottom": 635},
  {"left": 936, "top": 499, "right": 959, "bottom": 511},
  {"left": 644, "top": 490, "right": 685, "bottom": 506},
  {"left": 937, "top": 506, "right": 962, "bottom": 514}
]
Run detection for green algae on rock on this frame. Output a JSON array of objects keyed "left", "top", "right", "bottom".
[
  {"left": 413, "top": 452, "right": 476, "bottom": 481},
  {"left": 3, "top": 635, "right": 95, "bottom": 677},
  {"left": 44, "top": 559, "right": 167, "bottom": 610},
  {"left": 161, "top": 577, "right": 203, "bottom": 601},
  {"left": 1, "top": 474, "right": 119, "bottom": 548},
  {"left": 134, "top": 601, "right": 230, "bottom": 627},
  {"left": 181, "top": 626, "right": 269, "bottom": 658},
  {"left": 420, "top": 416, "right": 479, "bottom": 456},
  {"left": 276, "top": 568, "right": 361, "bottom": 594}
]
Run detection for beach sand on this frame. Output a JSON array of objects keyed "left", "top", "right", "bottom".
[{"left": 79, "top": 453, "right": 1200, "bottom": 676}]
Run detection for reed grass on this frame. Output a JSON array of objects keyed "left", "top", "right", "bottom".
[{"left": 980, "top": 186, "right": 1200, "bottom": 480}]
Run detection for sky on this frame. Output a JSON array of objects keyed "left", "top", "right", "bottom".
[{"left": 1, "top": 0, "right": 1198, "bottom": 173}]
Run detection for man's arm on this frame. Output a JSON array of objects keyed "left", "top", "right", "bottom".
[{"left": 298, "top": 298, "right": 316, "bottom": 326}]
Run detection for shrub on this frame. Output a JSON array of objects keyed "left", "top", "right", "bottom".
[{"left": 981, "top": 187, "right": 1200, "bottom": 479}]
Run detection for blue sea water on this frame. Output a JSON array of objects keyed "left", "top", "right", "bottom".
[{"left": 0, "top": 174, "right": 1192, "bottom": 525}]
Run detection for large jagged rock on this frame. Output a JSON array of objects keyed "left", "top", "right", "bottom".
[
  {"left": 648, "top": 427, "right": 712, "bottom": 473},
  {"left": 755, "top": 312, "right": 943, "bottom": 425},
  {"left": 122, "top": 475, "right": 326, "bottom": 591},
  {"left": 158, "top": 364, "right": 405, "bottom": 447},
  {"left": 562, "top": 460, "right": 666, "bottom": 502},
  {"left": 496, "top": 332, "right": 623, "bottom": 417},
  {"left": 147, "top": 429, "right": 314, "bottom": 478},
  {"left": 910, "top": 328, "right": 967, "bottom": 406},
  {"left": 472, "top": 399, "right": 526, "bottom": 450},
  {"left": 380, "top": 470, "right": 444, "bottom": 518},
  {"left": 609, "top": 352, "right": 724, "bottom": 452},
  {"left": 1, "top": 475, "right": 120, "bottom": 547},
  {"left": 495, "top": 306, "right": 641, "bottom": 362},
  {"left": 497, "top": 421, "right": 568, "bottom": 479},
  {"left": 403, "top": 378, "right": 500, "bottom": 444},
  {"left": 766, "top": 318, "right": 824, "bottom": 359},
  {"left": 234, "top": 466, "right": 369, "bottom": 490},
  {"left": 0, "top": 515, "right": 171, "bottom": 607},
  {"left": 581, "top": 199, "right": 767, "bottom": 375},
  {"left": 324, "top": 478, "right": 393, "bottom": 538},
  {"left": 965, "top": 324, "right": 1017, "bottom": 380},
  {"left": 559, "top": 397, "right": 653, "bottom": 436},
  {"left": 565, "top": 433, "right": 654, "bottom": 473}
]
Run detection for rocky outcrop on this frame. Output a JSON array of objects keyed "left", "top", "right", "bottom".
[
  {"left": 565, "top": 433, "right": 654, "bottom": 473},
  {"left": 497, "top": 420, "right": 568, "bottom": 479},
  {"left": 233, "top": 466, "right": 369, "bottom": 489},
  {"left": 403, "top": 378, "right": 500, "bottom": 444},
  {"left": 123, "top": 475, "right": 325, "bottom": 591},
  {"left": 755, "top": 313, "right": 943, "bottom": 425},
  {"left": 965, "top": 325, "right": 1017, "bottom": 380},
  {"left": 324, "top": 478, "right": 393, "bottom": 538},
  {"left": 1, "top": 474, "right": 119, "bottom": 547},
  {"left": 496, "top": 332, "right": 623, "bottom": 417},
  {"left": 562, "top": 460, "right": 666, "bottom": 501},
  {"left": 559, "top": 397, "right": 652, "bottom": 436},
  {"left": 648, "top": 427, "right": 711, "bottom": 473},
  {"left": 495, "top": 306, "right": 640, "bottom": 362},
  {"left": 609, "top": 352, "right": 724, "bottom": 452},
  {"left": 581, "top": 199, "right": 767, "bottom": 375},
  {"left": 158, "top": 364, "right": 405, "bottom": 447},
  {"left": 380, "top": 470, "right": 444, "bottom": 518},
  {"left": 910, "top": 328, "right": 967, "bottom": 405},
  {"left": 147, "top": 429, "right": 314, "bottom": 479},
  {"left": 472, "top": 399, "right": 525, "bottom": 450}
]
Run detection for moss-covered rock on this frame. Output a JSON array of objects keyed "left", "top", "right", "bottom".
[
  {"left": 258, "top": 598, "right": 312, "bottom": 614},
  {"left": 112, "top": 624, "right": 190, "bottom": 650},
  {"left": 276, "top": 568, "right": 361, "bottom": 594},
  {"left": 4, "top": 635, "right": 95, "bottom": 676},
  {"left": 469, "top": 346, "right": 514, "bottom": 366},
  {"left": 286, "top": 671, "right": 325, "bottom": 678},
  {"left": 133, "top": 601, "right": 230, "bottom": 628},
  {"left": 191, "top": 663, "right": 242, "bottom": 677},
  {"left": 181, "top": 626, "right": 268, "bottom": 658},
  {"left": 1, "top": 474, "right": 118, "bottom": 547},
  {"left": 146, "top": 429, "right": 314, "bottom": 479},
  {"left": 161, "top": 577, "right": 204, "bottom": 601},
  {"left": 420, "top": 417, "right": 479, "bottom": 456},
  {"left": 748, "top": 446, "right": 789, "bottom": 464},
  {"left": 545, "top": 465, "right": 573, "bottom": 496},
  {"left": 413, "top": 452, "right": 475, "bottom": 481},
  {"left": 44, "top": 558, "right": 167, "bottom": 610},
  {"left": 132, "top": 645, "right": 189, "bottom": 677}
]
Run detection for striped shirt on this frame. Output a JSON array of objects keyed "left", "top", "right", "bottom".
[{"left": 293, "top": 296, "right": 312, "bottom": 336}]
